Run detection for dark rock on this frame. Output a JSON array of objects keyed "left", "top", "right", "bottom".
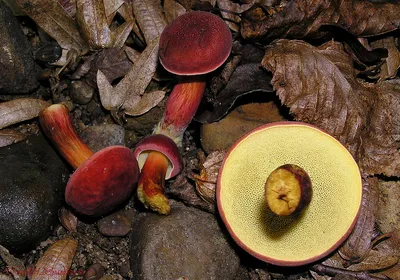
[
  {"left": 0, "top": 2, "right": 39, "bottom": 94},
  {"left": 80, "top": 124, "right": 125, "bottom": 152},
  {"left": 130, "top": 206, "right": 240, "bottom": 280},
  {"left": 97, "top": 210, "right": 132, "bottom": 237},
  {"left": 0, "top": 135, "right": 69, "bottom": 253}
]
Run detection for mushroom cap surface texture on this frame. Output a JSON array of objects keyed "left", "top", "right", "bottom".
[
  {"left": 66, "top": 145, "right": 139, "bottom": 216},
  {"left": 159, "top": 11, "right": 232, "bottom": 76},
  {"left": 217, "top": 121, "right": 362, "bottom": 266},
  {"left": 133, "top": 134, "right": 183, "bottom": 179}
]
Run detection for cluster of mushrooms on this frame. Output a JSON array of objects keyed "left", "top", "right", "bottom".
[{"left": 39, "top": 11, "right": 363, "bottom": 267}]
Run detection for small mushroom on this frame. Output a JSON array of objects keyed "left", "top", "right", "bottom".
[
  {"left": 133, "top": 134, "right": 183, "bottom": 214},
  {"left": 135, "top": 11, "right": 232, "bottom": 214},
  {"left": 217, "top": 121, "right": 362, "bottom": 266},
  {"left": 39, "top": 104, "right": 139, "bottom": 216}
]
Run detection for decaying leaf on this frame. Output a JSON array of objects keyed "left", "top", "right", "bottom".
[
  {"left": 58, "top": 208, "right": 78, "bottom": 232},
  {"left": 104, "top": 0, "right": 124, "bottom": 19},
  {"left": 163, "top": 0, "right": 187, "bottom": 24},
  {"left": 31, "top": 238, "right": 78, "bottom": 280},
  {"left": 261, "top": 39, "right": 400, "bottom": 176},
  {"left": 0, "top": 245, "right": 26, "bottom": 280},
  {"left": 0, "top": 99, "right": 50, "bottom": 130},
  {"left": 376, "top": 180, "right": 400, "bottom": 234},
  {"left": 97, "top": 38, "right": 165, "bottom": 116},
  {"left": 0, "top": 129, "right": 25, "bottom": 148},
  {"left": 339, "top": 178, "right": 378, "bottom": 265},
  {"left": 14, "top": 0, "right": 87, "bottom": 52},
  {"left": 83, "top": 48, "right": 132, "bottom": 88},
  {"left": 132, "top": 0, "right": 168, "bottom": 43},
  {"left": 348, "top": 249, "right": 398, "bottom": 272},
  {"left": 216, "top": 0, "right": 252, "bottom": 32},
  {"left": 192, "top": 150, "right": 226, "bottom": 204},
  {"left": 241, "top": 0, "right": 400, "bottom": 42}
]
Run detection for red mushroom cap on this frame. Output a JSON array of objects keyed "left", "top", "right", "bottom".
[
  {"left": 133, "top": 134, "right": 183, "bottom": 179},
  {"left": 66, "top": 145, "right": 139, "bottom": 216},
  {"left": 159, "top": 11, "right": 232, "bottom": 76}
]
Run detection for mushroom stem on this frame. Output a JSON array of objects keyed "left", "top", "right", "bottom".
[
  {"left": 137, "top": 151, "right": 170, "bottom": 214},
  {"left": 39, "top": 104, "right": 93, "bottom": 169},
  {"left": 154, "top": 76, "right": 206, "bottom": 145}
]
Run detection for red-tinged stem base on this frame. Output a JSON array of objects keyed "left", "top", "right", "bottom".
[
  {"left": 137, "top": 151, "right": 170, "bottom": 214},
  {"left": 154, "top": 76, "right": 206, "bottom": 146},
  {"left": 39, "top": 104, "right": 93, "bottom": 169}
]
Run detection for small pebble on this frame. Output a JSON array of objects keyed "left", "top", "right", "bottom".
[
  {"left": 97, "top": 210, "right": 132, "bottom": 237},
  {"left": 83, "top": 263, "right": 105, "bottom": 280}
]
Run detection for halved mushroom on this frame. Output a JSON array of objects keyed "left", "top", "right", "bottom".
[{"left": 217, "top": 121, "right": 362, "bottom": 266}]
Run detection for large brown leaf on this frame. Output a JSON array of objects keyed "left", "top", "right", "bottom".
[
  {"left": 261, "top": 39, "right": 400, "bottom": 176},
  {"left": 241, "top": 0, "right": 400, "bottom": 42}
]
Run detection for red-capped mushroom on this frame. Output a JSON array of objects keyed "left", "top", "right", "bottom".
[
  {"left": 39, "top": 104, "right": 139, "bottom": 216},
  {"left": 134, "top": 11, "right": 232, "bottom": 214},
  {"left": 133, "top": 134, "right": 183, "bottom": 214}
]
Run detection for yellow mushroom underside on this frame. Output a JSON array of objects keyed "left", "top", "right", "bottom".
[{"left": 218, "top": 124, "right": 362, "bottom": 264}]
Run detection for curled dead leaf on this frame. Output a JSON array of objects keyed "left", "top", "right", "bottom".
[
  {"left": 241, "top": 0, "right": 400, "bottom": 42},
  {"left": 367, "top": 37, "right": 399, "bottom": 81},
  {"left": 0, "top": 99, "right": 50, "bottom": 130},
  {"left": 339, "top": 178, "right": 378, "bottom": 265},
  {"left": 262, "top": 39, "right": 400, "bottom": 176},
  {"left": 31, "top": 238, "right": 78, "bottom": 280},
  {"left": 58, "top": 208, "right": 78, "bottom": 232},
  {"left": 192, "top": 150, "right": 226, "bottom": 204},
  {"left": 0, "top": 245, "right": 26, "bottom": 280}
]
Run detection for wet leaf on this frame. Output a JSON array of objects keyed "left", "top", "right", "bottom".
[
  {"left": 241, "top": 0, "right": 400, "bottom": 42},
  {"left": 97, "top": 38, "right": 165, "bottom": 116},
  {"left": 339, "top": 178, "right": 379, "bottom": 265},
  {"left": 261, "top": 39, "right": 400, "bottom": 176},
  {"left": 0, "top": 245, "right": 26, "bottom": 280},
  {"left": 31, "top": 238, "right": 78, "bottom": 280},
  {"left": 0, "top": 129, "right": 25, "bottom": 148},
  {"left": 14, "top": 0, "right": 87, "bottom": 52},
  {"left": 0, "top": 99, "right": 50, "bottom": 130}
]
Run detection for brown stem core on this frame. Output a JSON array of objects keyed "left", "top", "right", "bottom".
[
  {"left": 155, "top": 76, "right": 207, "bottom": 145},
  {"left": 39, "top": 104, "right": 93, "bottom": 169},
  {"left": 137, "top": 151, "right": 170, "bottom": 214}
]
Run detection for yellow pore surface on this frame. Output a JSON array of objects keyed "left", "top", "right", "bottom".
[{"left": 218, "top": 123, "right": 362, "bottom": 265}]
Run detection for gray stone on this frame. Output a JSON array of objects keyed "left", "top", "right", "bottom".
[
  {"left": 130, "top": 206, "right": 240, "bottom": 280},
  {"left": 0, "top": 2, "right": 39, "bottom": 94},
  {"left": 0, "top": 135, "right": 69, "bottom": 253},
  {"left": 80, "top": 124, "right": 125, "bottom": 152}
]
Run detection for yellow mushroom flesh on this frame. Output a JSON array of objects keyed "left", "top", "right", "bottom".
[{"left": 217, "top": 122, "right": 362, "bottom": 266}]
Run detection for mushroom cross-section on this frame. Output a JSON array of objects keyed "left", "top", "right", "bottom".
[
  {"left": 217, "top": 121, "right": 362, "bottom": 266},
  {"left": 135, "top": 11, "right": 232, "bottom": 214},
  {"left": 39, "top": 104, "right": 139, "bottom": 216}
]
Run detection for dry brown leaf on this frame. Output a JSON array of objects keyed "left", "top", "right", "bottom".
[
  {"left": 339, "top": 178, "right": 378, "bottom": 265},
  {"left": 97, "top": 38, "right": 165, "bottom": 116},
  {"left": 104, "top": 0, "right": 124, "bottom": 18},
  {"left": 377, "top": 181, "right": 400, "bottom": 234},
  {"left": 369, "top": 37, "right": 400, "bottom": 82},
  {"left": 31, "top": 238, "right": 78, "bottom": 280},
  {"left": 217, "top": 0, "right": 252, "bottom": 32},
  {"left": 348, "top": 249, "right": 398, "bottom": 272},
  {"left": 76, "top": 0, "right": 113, "bottom": 49},
  {"left": 132, "top": 0, "right": 168, "bottom": 43},
  {"left": 0, "top": 129, "right": 25, "bottom": 148},
  {"left": 14, "top": 0, "right": 87, "bottom": 52},
  {"left": 163, "top": 0, "right": 187, "bottom": 24},
  {"left": 241, "top": 0, "right": 400, "bottom": 42},
  {"left": 0, "top": 245, "right": 26, "bottom": 280},
  {"left": 261, "top": 39, "right": 400, "bottom": 176},
  {"left": 0, "top": 99, "right": 50, "bottom": 130},
  {"left": 192, "top": 150, "right": 226, "bottom": 204}
]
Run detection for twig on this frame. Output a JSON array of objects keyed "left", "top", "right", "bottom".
[{"left": 310, "top": 264, "right": 391, "bottom": 280}]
